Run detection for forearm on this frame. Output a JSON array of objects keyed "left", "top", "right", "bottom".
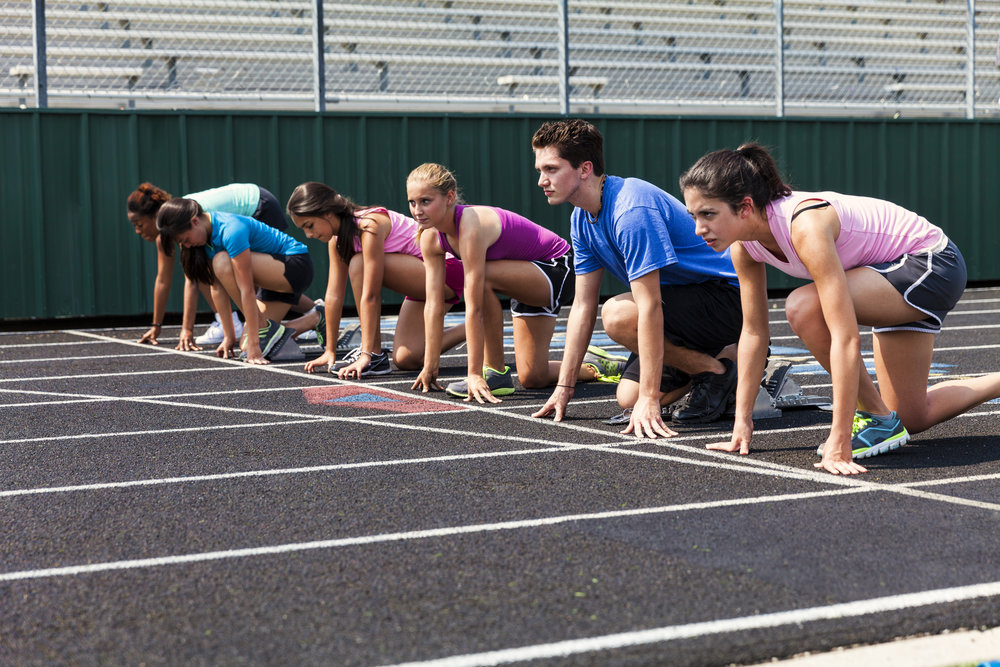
[
  {"left": 422, "top": 300, "right": 446, "bottom": 373},
  {"left": 358, "top": 288, "right": 382, "bottom": 353},
  {"left": 735, "top": 330, "right": 769, "bottom": 422},
  {"left": 180, "top": 278, "right": 200, "bottom": 332},
  {"left": 558, "top": 301, "right": 597, "bottom": 386},
  {"left": 464, "top": 304, "right": 486, "bottom": 376},
  {"left": 828, "top": 331, "right": 862, "bottom": 440},
  {"left": 635, "top": 303, "right": 664, "bottom": 400},
  {"left": 323, "top": 286, "right": 345, "bottom": 355},
  {"left": 151, "top": 278, "right": 171, "bottom": 326}
]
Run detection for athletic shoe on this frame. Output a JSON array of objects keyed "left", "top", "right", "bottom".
[
  {"left": 672, "top": 358, "right": 737, "bottom": 424},
  {"left": 241, "top": 319, "right": 291, "bottom": 361},
  {"left": 196, "top": 311, "right": 243, "bottom": 345},
  {"left": 312, "top": 303, "right": 327, "bottom": 347},
  {"left": 445, "top": 365, "right": 516, "bottom": 398},
  {"left": 817, "top": 411, "right": 881, "bottom": 456},
  {"left": 332, "top": 346, "right": 362, "bottom": 371},
  {"left": 853, "top": 411, "right": 909, "bottom": 458},
  {"left": 583, "top": 345, "right": 628, "bottom": 383},
  {"left": 336, "top": 323, "right": 361, "bottom": 355},
  {"left": 332, "top": 348, "right": 392, "bottom": 376}
]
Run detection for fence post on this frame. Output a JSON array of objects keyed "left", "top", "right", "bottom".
[
  {"left": 966, "top": 0, "right": 975, "bottom": 119},
  {"left": 774, "top": 0, "right": 784, "bottom": 117},
  {"left": 313, "top": 0, "right": 326, "bottom": 113},
  {"left": 31, "top": 0, "right": 47, "bottom": 108},
  {"left": 557, "top": 0, "right": 569, "bottom": 115}
]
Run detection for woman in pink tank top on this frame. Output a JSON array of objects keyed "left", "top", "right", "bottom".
[
  {"left": 287, "top": 181, "right": 465, "bottom": 378},
  {"left": 680, "top": 143, "right": 999, "bottom": 475},
  {"left": 406, "top": 163, "right": 616, "bottom": 404}
]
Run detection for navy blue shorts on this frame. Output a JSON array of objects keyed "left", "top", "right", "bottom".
[
  {"left": 253, "top": 187, "right": 288, "bottom": 231},
  {"left": 256, "top": 253, "right": 314, "bottom": 306},
  {"left": 867, "top": 238, "right": 966, "bottom": 334}
]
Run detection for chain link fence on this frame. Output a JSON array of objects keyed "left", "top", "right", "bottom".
[{"left": 2, "top": 0, "right": 999, "bottom": 117}]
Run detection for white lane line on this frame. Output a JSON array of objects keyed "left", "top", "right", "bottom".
[
  {"left": 383, "top": 582, "right": 1000, "bottom": 667},
  {"left": 0, "top": 419, "right": 329, "bottom": 446},
  {"left": 0, "top": 352, "right": 169, "bottom": 364},
  {"left": 0, "top": 487, "right": 869, "bottom": 583},
  {"left": 0, "top": 366, "right": 247, "bottom": 383},
  {"left": 0, "top": 446, "right": 592, "bottom": 498}
]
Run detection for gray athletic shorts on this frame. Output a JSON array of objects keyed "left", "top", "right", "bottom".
[{"left": 867, "top": 238, "right": 966, "bottom": 334}]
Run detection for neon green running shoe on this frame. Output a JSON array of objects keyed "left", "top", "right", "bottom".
[
  {"left": 817, "top": 410, "right": 909, "bottom": 459},
  {"left": 582, "top": 345, "right": 628, "bottom": 383},
  {"left": 445, "top": 365, "right": 515, "bottom": 398},
  {"left": 851, "top": 411, "right": 909, "bottom": 459}
]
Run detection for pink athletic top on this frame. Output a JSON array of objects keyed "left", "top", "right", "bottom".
[
  {"left": 438, "top": 204, "right": 570, "bottom": 262},
  {"left": 352, "top": 207, "right": 422, "bottom": 258},
  {"left": 741, "top": 191, "right": 946, "bottom": 280}
]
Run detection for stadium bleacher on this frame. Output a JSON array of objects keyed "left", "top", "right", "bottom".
[{"left": 2, "top": 0, "right": 998, "bottom": 116}]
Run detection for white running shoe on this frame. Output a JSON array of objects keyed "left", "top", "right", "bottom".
[{"left": 196, "top": 311, "right": 243, "bottom": 345}]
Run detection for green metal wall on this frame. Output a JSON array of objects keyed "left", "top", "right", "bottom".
[{"left": 2, "top": 109, "right": 998, "bottom": 321}]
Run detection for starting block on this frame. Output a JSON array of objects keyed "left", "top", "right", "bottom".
[
  {"left": 267, "top": 334, "right": 306, "bottom": 362},
  {"left": 753, "top": 359, "right": 832, "bottom": 420}
]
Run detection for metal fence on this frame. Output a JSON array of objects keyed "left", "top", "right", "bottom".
[{"left": 3, "top": 0, "right": 1000, "bottom": 118}]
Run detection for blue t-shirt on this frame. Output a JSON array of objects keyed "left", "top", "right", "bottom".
[
  {"left": 571, "top": 176, "right": 738, "bottom": 287},
  {"left": 206, "top": 211, "right": 307, "bottom": 259}
]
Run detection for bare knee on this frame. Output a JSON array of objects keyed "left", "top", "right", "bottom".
[
  {"left": 616, "top": 379, "right": 639, "bottom": 410},
  {"left": 784, "top": 287, "right": 821, "bottom": 336},
  {"left": 601, "top": 296, "right": 637, "bottom": 344},
  {"left": 516, "top": 364, "right": 550, "bottom": 389},
  {"left": 212, "top": 252, "right": 234, "bottom": 280},
  {"left": 393, "top": 347, "right": 422, "bottom": 371}
]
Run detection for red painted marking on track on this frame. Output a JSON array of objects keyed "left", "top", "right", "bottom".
[{"left": 301, "top": 386, "right": 467, "bottom": 413}]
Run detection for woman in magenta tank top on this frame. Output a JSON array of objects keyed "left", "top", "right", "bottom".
[
  {"left": 680, "top": 143, "right": 1000, "bottom": 475},
  {"left": 286, "top": 181, "right": 465, "bottom": 378},
  {"left": 406, "top": 163, "right": 613, "bottom": 403}
]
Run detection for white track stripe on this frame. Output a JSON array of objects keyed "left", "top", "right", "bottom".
[
  {"left": 0, "top": 487, "right": 867, "bottom": 583},
  {"left": 384, "top": 582, "right": 1000, "bottom": 667}
]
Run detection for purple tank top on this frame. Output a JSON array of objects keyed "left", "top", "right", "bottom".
[{"left": 438, "top": 204, "right": 569, "bottom": 262}]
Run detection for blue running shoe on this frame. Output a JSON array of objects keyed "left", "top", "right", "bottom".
[
  {"left": 851, "top": 411, "right": 909, "bottom": 459},
  {"left": 818, "top": 411, "right": 874, "bottom": 456}
]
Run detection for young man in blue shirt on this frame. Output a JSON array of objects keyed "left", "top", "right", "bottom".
[{"left": 531, "top": 119, "right": 742, "bottom": 437}]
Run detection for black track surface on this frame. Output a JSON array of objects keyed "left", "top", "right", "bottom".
[{"left": 1, "top": 289, "right": 998, "bottom": 666}]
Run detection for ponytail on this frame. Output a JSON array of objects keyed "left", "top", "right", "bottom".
[{"left": 679, "top": 142, "right": 791, "bottom": 212}]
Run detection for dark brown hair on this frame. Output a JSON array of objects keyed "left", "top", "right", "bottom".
[
  {"left": 286, "top": 182, "right": 361, "bottom": 266},
  {"left": 155, "top": 198, "right": 214, "bottom": 284},
  {"left": 679, "top": 142, "right": 792, "bottom": 212},
  {"left": 531, "top": 119, "right": 605, "bottom": 176},
  {"left": 126, "top": 182, "right": 172, "bottom": 218}
]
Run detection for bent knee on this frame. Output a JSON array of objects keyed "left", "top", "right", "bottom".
[
  {"left": 393, "top": 347, "right": 422, "bottom": 371},
  {"left": 784, "top": 287, "right": 821, "bottom": 333},
  {"left": 601, "top": 297, "right": 637, "bottom": 340},
  {"left": 517, "top": 368, "right": 550, "bottom": 389}
]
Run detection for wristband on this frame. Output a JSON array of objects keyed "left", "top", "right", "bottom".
[
  {"left": 151, "top": 322, "right": 162, "bottom": 328},
  {"left": 556, "top": 384, "right": 575, "bottom": 389}
]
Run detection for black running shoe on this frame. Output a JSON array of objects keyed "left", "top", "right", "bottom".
[{"left": 672, "top": 358, "right": 737, "bottom": 424}]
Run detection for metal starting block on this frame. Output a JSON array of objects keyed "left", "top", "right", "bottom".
[
  {"left": 753, "top": 359, "right": 832, "bottom": 420},
  {"left": 267, "top": 335, "right": 305, "bottom": 362}
]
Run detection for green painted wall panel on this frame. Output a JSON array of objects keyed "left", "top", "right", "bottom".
[{"left": 2, "top": 109, "right": 998, "bottom": 322}]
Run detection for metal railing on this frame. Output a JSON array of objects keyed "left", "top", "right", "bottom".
[{"left": 4, "top": 0, "right": 999, "bottom": 118}]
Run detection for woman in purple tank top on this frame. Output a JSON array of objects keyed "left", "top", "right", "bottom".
[
  {"left": 680, "top": 143, "right": 1000, "bottom": 475},
  {"left": 406, "top": 163, "right": 618, "bottom": 403}
]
